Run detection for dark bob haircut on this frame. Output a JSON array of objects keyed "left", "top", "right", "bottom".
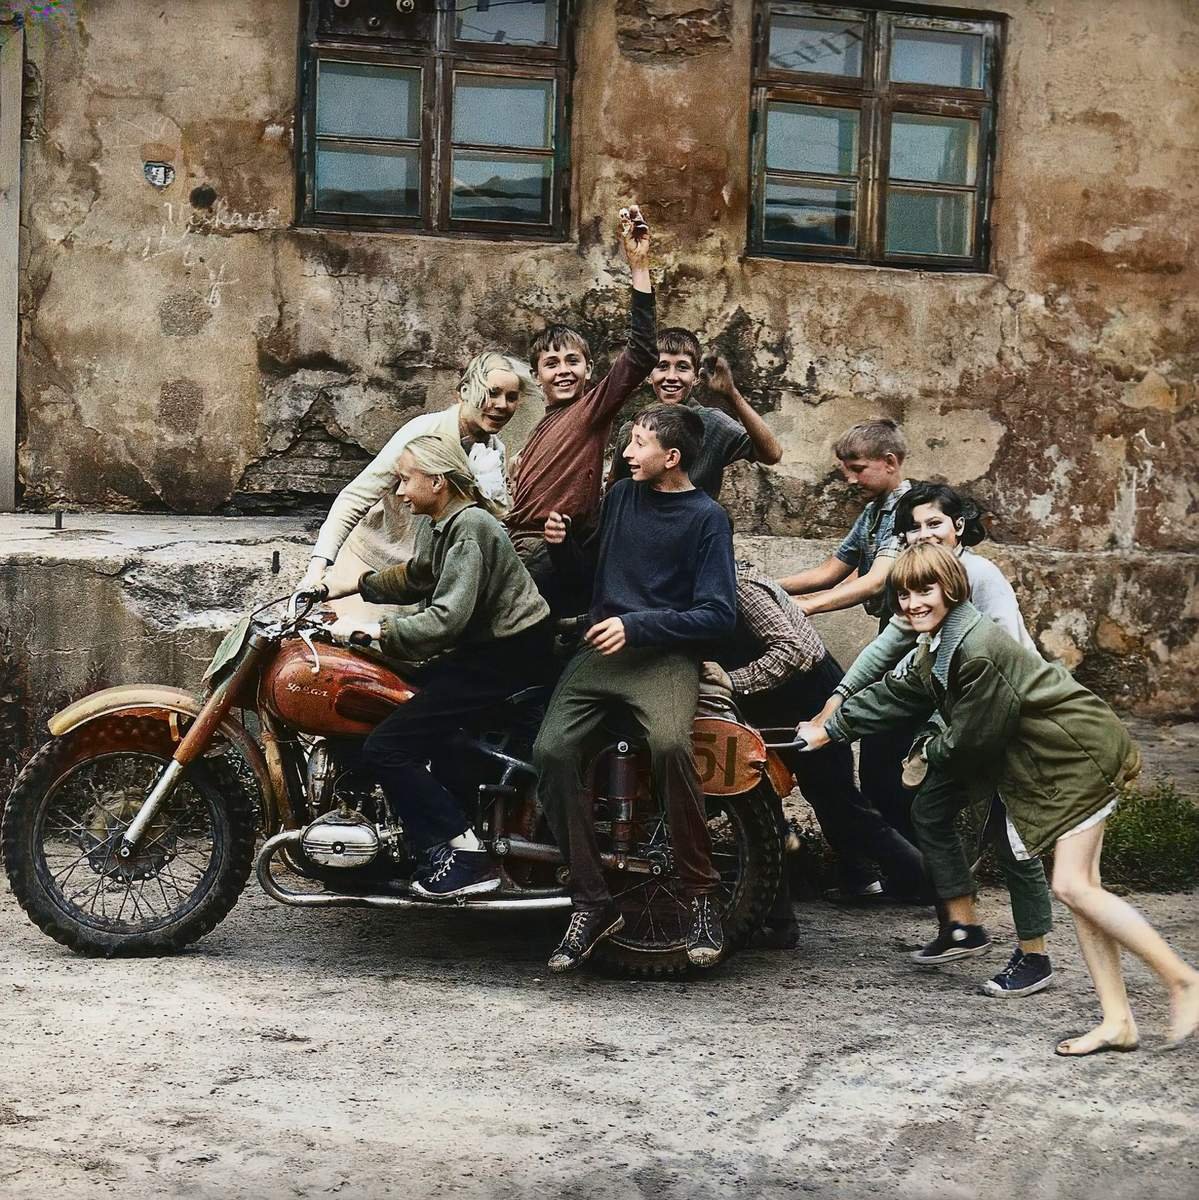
[{"left": 894, "top": 482, "right": 988, "bottom": 548}]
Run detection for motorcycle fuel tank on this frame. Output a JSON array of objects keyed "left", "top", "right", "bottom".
[{"left": 262, "top": 640, "right": 415, "bottom": 736}]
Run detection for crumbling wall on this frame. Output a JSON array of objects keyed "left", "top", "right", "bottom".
[{"left": 11, "top": 0, "right": 1199, "bottom": 713}]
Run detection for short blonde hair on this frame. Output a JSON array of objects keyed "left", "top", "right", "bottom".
[
  {"left": 457, "top": 350, "right": 542, "bottom": 415},
  {"left": 833, "top": 418, "right": 906, "bottom": 462},
  {"left": 889, "top": 543, "right": 969, "bottom": 605}
]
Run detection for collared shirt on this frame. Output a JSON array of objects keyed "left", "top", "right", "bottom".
[
  {"left": 834, "top": 479, "right": 912, "bottom": 617},
  {"left": 726, "top": 571, "right": 826, "bottom": 696}
]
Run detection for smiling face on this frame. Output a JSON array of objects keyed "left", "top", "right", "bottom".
[
  {"left": 904, "top": 502, "right": 964, "bottom": 549},
  {"left": 650, "top": 351, "right": 698, "bottom": 405},
  {"left": 898, "top": 581, "right": 950, "bottom": 634},
  {"left": 838, "top": 454, "right": 900, "bottom": 499},
  {"left": 395, "top": 448, "right": 442, "bottom": 517},
  {"left": 623, "top": 422, "right": 678, "bottom": 484},
  {"left": 461, "top": 366, "right": 523, "bottom": 439},
  {"left": 534, "top": 342, "right": 591, "bottom": 406}
]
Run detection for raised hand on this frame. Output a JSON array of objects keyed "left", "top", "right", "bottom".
[
  {"left": 618, "top": 203, "right": 651, "bottom": 274},
  {"left": 699, "top": 353, "right": 737, "bottom": 399}
]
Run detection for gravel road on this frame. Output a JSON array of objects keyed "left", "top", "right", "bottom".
[{"left": 1, "top": 874, "right": 1196, "bottom": 1200}]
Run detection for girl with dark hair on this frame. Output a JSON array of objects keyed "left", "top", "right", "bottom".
[
  {"left": 799, "top": 544, "right": 1199, "bottom": 1057},
  {"left": 814, "top": 482, "right": 1054, "bottom": 999}
]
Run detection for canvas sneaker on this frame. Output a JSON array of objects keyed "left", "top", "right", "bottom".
[
  {"left": 410, "top": 847, "right": 499, "bottom": 900},
  {"left": 686, "top": 895, "right": 726, "bottom": 967},
  {"left": 547, "top": 905, "right": 625, "bottom": 973},
  {"left": 981, "top": 947, "right": 1054, "bottom": 998},
  {"left": 910, "top": 921, "right": 992, "bottom": 965}
]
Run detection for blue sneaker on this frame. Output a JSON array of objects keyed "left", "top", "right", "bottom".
[{"left": 410, "top": 847, "right": 499, "bottom": 900}]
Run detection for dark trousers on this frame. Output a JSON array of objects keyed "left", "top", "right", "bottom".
[
  {"left": 740, "top": 654, "right": 926, "bottom": 896},
  {"left": 912, "top": 769, "right": 1053, "bottom": 940},
  {"left": 859, "top": 721, "right": 924, "bottom": 844},
  {"left": 362, "top": 622, "right": 552, "bottom": 854},
  {"left": 533, "top": 644, "right": 719, "bottom": 909}
]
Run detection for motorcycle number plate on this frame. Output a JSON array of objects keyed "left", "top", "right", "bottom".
[{"left": 692, "top": 717, "right": 767, "bottom": 796}]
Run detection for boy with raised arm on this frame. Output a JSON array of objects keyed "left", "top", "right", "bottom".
[
  {"left": 609, "top": 330, "right": 782, "bottom": 499},
  {"left": 504, "top": 206, "right": 657, "bottom": 591},
  {"left": 534, "top": 404, "right": 737, "bottom": 972}
]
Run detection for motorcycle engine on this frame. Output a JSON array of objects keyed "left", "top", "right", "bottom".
[{"left": 300, "top": 810, "right": 380, "bottom": 869}]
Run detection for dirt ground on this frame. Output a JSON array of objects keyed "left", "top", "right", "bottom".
[{"left": 1, "top": 872, "right": 1196, "bottom": 1200}]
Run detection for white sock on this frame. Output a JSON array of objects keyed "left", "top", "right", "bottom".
[{"left": 449, "top": 829, "right": 481, "bottom": 851}]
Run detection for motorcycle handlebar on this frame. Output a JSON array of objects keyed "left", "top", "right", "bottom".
[{"left": 757, "top": 727, "right": 809, "bottom": 752}]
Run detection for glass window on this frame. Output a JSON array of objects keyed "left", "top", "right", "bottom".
[
  {"left": 891, "top": 27, "right": 985, "bottom": 90},
  {"left": 768, "top": 15, "right": 864, "bottom": 76},
  {"left": 455, "top": 0, "right": 559, "bottom": 47},
  {"left": 751, "top": 3, "right": 1001, "bottom": 269},
  {"left": 300, "top": 1, "right": 571, "bottom": 237}
]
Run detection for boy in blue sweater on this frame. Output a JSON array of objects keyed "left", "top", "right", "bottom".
[{"left": 535, "top": 404, "right": 737, "bottom": 972}]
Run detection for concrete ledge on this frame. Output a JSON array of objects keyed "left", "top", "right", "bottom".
[{"left": 0, "top": 515, "right": 1195, "bottom": 717}]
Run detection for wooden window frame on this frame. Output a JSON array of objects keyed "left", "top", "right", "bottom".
[
  {"left": 297, "top": 1, "right": 574, "bottom": 241},
  {"left": 749, "top": 1, "right": 1004, "bottom": 271}
]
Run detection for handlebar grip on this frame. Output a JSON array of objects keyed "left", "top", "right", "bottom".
[{"left": 348, "top": 630, "right": 373, "bottom": 648}]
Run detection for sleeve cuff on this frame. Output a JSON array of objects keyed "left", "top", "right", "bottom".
[{"left": 824, "top": 711, "right": 850, "bottom": 743}]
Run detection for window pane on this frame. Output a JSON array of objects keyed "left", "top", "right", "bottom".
[
  {"left": 890, "top": 27, "right": 985, "bottom": 89},
  {"left": 885, "top": 189, "right": 973, "bottom": 256},
  {"left": 316, "top": 62, "right": 420, "bottom": 141},
  {"left": 456, "top": 0, "right": 558, "bottom": 47},
  {"left": 315, "top": 142, "right": 421, "bottom": 217},
  {"left": 890, "top": 115, "right": 978, "bottom": 186},
  {"left": 768, "top": 15, "right": 863, "bottom": 76},
  {"left": 766, "top": 104, "right": 858, "bottom": 177},
  {"left": 453, "top": 75, "right": 553, "bottom": 149},
  {"left": 452, "top": 152, "right": 552, "bottom": 223},
  {"left": 765, "top": 179, "right": 856, "bottom": 246}
]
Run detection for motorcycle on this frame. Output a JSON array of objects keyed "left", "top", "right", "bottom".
[{"left": 2, "top": 590, "right": 802, "bottom": 976}]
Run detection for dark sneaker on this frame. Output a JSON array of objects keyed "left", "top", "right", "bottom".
[
  {"left": 547, "top": 905, "right": 625, "bottom": 973},
  {"left": 910, "top": 921, "right": 991, "bottom": 965},
  {"left": 410, "top": 847, "right": 499, "bottom": 900},
  {"left": 823, "top": 880, "right": 885, "bottom": 905},
  {"left": 686, "top": 895, "right": 725, "bottom": 967},
  {"left": 981, "top": 948, "right": 1054, "bottom": 998}
]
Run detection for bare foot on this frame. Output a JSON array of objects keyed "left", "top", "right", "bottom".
[
  {"left": 1165, "top": 974, "right": 1199, "bottom": 1049},
  {"left": 1055, "top": 1021, "right": 1140, "bottom": 1057}
]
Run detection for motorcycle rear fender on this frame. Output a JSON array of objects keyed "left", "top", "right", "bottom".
[{"left": 47, "top": 685, "right": 277, "bottom": 831}]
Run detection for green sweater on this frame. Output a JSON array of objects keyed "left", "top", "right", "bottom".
[
  {"left": 826, "top": 601, "right": 1141, "bottom": 856},
  {"left": 358, "top": 499, "right": 549, "bottom": 662}
]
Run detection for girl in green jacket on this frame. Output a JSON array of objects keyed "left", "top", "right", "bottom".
[{"left": 797, "top": 543, "right": 1199, "bottom": 1056}]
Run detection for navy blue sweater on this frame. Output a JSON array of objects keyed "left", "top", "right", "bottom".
[{"left": 556, "top": 479, "right": 737, "bottom": 649}]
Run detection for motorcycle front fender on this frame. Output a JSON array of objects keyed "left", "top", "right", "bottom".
[{"left": 47, "top": 685, "right": 277, "bottom": 832}]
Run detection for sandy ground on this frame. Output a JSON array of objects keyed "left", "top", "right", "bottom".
[{"left": 1, "top": 873, "right": 1196, "bottom": 1200}]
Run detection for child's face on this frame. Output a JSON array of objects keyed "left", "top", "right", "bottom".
[
  {"left": 904, "top": 503, "right": 964, "bottom": 549},
  {"left": 898, "top": 581, "right": 950, "bottom": 633},
  {"left": 623, "top": 422, "right": 677, "bottom": 484},
  {"left": 469, "top": 367, "right": 523, "bottom": 436},
  {"left": 650, "top": 351, "right": 698, "bottom": 405},
  {"left": 839, "top": 454, "right": 899, "bottom": 498},
  {"left": 535, "top": 342, "right": 590, "bottom": 406},
  {"left": 395, "top": 450, "right": 441, "bottom": 516}
]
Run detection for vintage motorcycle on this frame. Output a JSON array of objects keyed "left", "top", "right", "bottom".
[{"left": 2, "top": 590, "right": 802, "bottom": 976}]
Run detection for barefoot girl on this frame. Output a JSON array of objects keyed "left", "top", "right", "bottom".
[{"left": 797, "top": 543, "right": 1199, "bottom": 1055}]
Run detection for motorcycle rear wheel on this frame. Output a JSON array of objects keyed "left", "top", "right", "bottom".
[
  {"left": 592, "top": 781, "right": 783, "bottom": 978},
  {"left": 2, "top": 716, "right": 256, "bottom": 956}
]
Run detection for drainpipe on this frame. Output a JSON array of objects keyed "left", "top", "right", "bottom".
[{"left": 0, "top": 23, "right": 22, "bottom": 512}]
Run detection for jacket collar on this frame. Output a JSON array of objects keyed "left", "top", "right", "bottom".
[
  {"left": 430, "top": 497, "right": 474, "bottom": 534},
  {"left": 929, "top": 600, "right": 983, "bottom": 687}
]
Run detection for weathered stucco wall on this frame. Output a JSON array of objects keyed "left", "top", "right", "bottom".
[{"left": 9, "top": 0, "right": 1199, "bottom": 713}]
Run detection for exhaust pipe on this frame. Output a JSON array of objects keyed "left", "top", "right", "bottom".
[{"left": 255, "top": 831, "right": 573, "bottom": 912}]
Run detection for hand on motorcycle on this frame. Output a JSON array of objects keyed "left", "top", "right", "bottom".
[
  {"left": 545, "top": 511, "right": 571, "bottom": 545},
  {"left": 793, "top": 721, "right": 829, "bottom": 752},
  {"left": 811, "top": 692, "right": 843, "bottom": 727},
  {"left": 327, "top": 616, "right": 382, "bottom": 646},
  {"left": 585, "top": 617, "right": 626, "bottom": 656},
  {"left": 700, "top": 660, "right": 734, "bottom": 699},
  {"left": 300, "top": 557, "right": 329, "bottom": 593}
]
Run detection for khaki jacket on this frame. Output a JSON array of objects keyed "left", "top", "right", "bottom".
[{"left": 826, "top": 602, "right": 1141, "bottom": 856}]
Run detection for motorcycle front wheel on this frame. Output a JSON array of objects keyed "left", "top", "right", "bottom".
[
  {"left": 2, "top": 715, "right": 256, "bottom": 956},
  {"left": 592, "top": 781, "right": 783, "bottom": 978}
]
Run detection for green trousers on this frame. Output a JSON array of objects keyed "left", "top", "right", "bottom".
[
  {"left": 912, "top": 766, "right": 1053, "bottom": 940},
  {"left": 533, "top": 644, "right": 719, "bottom": 909}
]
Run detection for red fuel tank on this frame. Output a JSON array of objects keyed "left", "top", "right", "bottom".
[{"left": 261, "top": 640, "right": 416, "bottom": 737}]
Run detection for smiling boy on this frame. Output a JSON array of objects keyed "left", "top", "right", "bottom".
[
  {"left": 504, "top": 206, "right": 656, "bottom": 580},
  {"left": 534, "top": 403, "right": 736, "bottom": 972}
]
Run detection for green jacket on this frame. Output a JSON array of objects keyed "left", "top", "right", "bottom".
[
  {"left": 826, "top": 601, "right": 1141, "bottom": 856},
  {"left": 358, "top": 499, "right": 549, "bottom": 662}
]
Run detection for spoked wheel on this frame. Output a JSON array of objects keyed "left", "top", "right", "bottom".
[
  {"left": 2, "top": 716, "right": 256, "bottom": 956},
  {"left": 592, "top": 781, "right": 783, "bottom": 978}
]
